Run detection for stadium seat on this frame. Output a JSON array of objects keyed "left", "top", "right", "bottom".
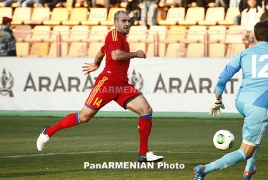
[
  {"left": 146, "top": 26, "right": 167, "bottom": 57},
  {"left": 81, "top": 8, "right": 108, "bottom": 26},
  {"left": 209, "top": 43, "right": 225, "bottom": 57},
  {"left": 129, "top": 42, "right": 146, "bottom": 52},
  {"left": 87, "top": 25, "right": 108, "bottom": 42},
  {"left": 43, "top": 8, "right": 69, "bottom": 26},
  {"left": 146, "top": 43, "right": 155, "bottom": 57},
  {"left": 147, "top": 26, "right": 167, "bottom": 43},
  {"left": 44, "top": 42, "right": 68, "bottom": 57},
  {"left": 64, "top": 25, "right": 89, "bottom": 42},
  {"left": 128, "top": 26, "right": 147, "bottom": 42},
  {"left": 88, "top": 42, "right": 103, "bottom": 57},
  {"left": 186, "top": 43, "right": 205, "bottom": 57},
  {"left": 179, "top": 7, "right": 205, "bottom": 25},
  {"left": 11, "top": 7, "right": 32, "bottom": 25},
  {"left": 24, "top": 7, "right": 50, "bottom": 25},
  {"left": 66, "top": 42, "right": 88, "bottom": 57},
  {"left": 208, "top": 25, "right": 226, "bottom": 43},
  {"left": 160, "top": 0, "right": 181, "bottom": 7},
  {"left": 16, "top": 42, "right": 29, "bottom": 57},
  {"left": 158, "top": 7, "right": 185, "bottom": 26},
  {"left": 25, "top": 25, "right": 51, "bottom": 42},
  {"left": 226, "top": 43, "right": 246, "bottom": 57},
  {"left": 13, "top": 25, "right": 32, "bottom": 42},
  {"left": 101, "top": 8, "right": 125, "bottom": 26},
  {"left": 218, "top": 8, "right": 240, "bottom": 26},
  {"left": 165, "top": 43, "right": 186, "bottom": 57},
  {"left": 0, "top": 7, "right": 12, "bottom": 25},
  {"left": 62, "top": 8, "right": 88, "bottom": 25},
  {"left": 182, "top": 25, "right": 206, "bottom": 43},
  {"left": 225, "top": 25, "right": 244, "bottom": 43},
  {"left": 163, "top": 26, "right": 186, "bottom": 43},
  {"left": 48, "top": 25, "right": 70, "bottom": 42},
  {"left": 29, "top": 42, "right": 49, "bottom": 56},
  {"left": 198, "top": 7, "right": 225, "bottom": 25}
]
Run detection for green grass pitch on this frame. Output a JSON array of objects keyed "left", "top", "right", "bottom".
[{"left": 0, "top": 116, "right": 268, "bottom": 180}]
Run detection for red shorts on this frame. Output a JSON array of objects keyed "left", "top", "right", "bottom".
[{"left": 85, "top": 75, "right": 141, "bottom": 110}]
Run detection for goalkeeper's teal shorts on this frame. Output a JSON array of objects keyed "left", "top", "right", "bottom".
[{"left": 235, "top": 99, "right": 268, "bottom": 145}]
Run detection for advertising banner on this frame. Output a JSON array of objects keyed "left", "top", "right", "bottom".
[{"left": 0, "top": 57, "right": 241, "bottom": 112}]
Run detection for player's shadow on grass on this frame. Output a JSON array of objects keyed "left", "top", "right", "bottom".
[{"left": 0, "top": 169, "right": 82, "bottom": 178}]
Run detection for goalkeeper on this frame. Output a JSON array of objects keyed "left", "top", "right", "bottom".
[{"left": 194, "top": 20, "right": 268, "bottom": 180}]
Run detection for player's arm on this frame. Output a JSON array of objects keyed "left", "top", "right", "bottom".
[
  {"left": 215, "top": 52, "right": 241, "bottom": 96},
  {"left": 111, "top": 49, "right": 146, "bottom": 61},
  {"left": 82, "top": 47, "right": 105, "bottom": 75},
  {"left": 93, "top": 50, "right": 105, "bottom": 66},
  {"left": 210, "top": 52, "right": 242, "bottom": 116}
]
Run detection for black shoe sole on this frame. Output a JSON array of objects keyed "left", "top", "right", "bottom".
[{"left": 138, "top": 158, "right": 163, "bottom": 163}]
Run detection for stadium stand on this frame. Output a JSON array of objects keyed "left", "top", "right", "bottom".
[
  {"left": 86, "top": 25, "right": 108, "bottom": 43},
  {"left": 13, "top": 25, "right": 32, "bottom": 42},
  {"left": 158, "top": 7, "right": 185, "bottom": 26},
  {"left": 81, "top": 8, "right": 108, "bottom": 26},
  {"left": 65, "top": 42, "right": 88, "bottom": 57},
  {"left": 0, "top": 7, "right": 12, "bottom": 25},
  {"left": 100, "top": 7, "right": 125, "bottom": 26},
  {"left": 43, "top": 8, "right": 69, "bottom": 26},
  {"left": 29, "top": 42, "right": 49, "bottom": 57},
  {"left": 128, "top": 25, "right": 147, "bottom": 42},
  {"left": 165, "top": 43, "right": 186, "bottom": 57},
  {"left": 179, "top": 7, "right": 205, "bottom": 26},
  {"left": 0, "top": 4, "right": 251, "bottom": 58},
  {"left": 163, "top": 25, "right": 186, "bottom": 43},
  {"left": 88, "top": 42, "right": 103, "bottom": 57},
  {"left": 62, "top": 7, "right": 88, "bottom": 26},
  {"left": 24, "top": 7, "right": 50, "bottom": 25},
  {"left": 186, "top": 43, "right": 205, "bottom": 57},
  {"left": 64, "top": 25, "right": 89, "bottom": 42},
  {"left": 218, "top": 7, "right": 240, "bottom": 26},
  {"left": 208, "top": 43, "right": 226, "bottom": 57},
  {"left": 226, "top": 43, "right": 246, "bottom": 57},
  {"left": 47, "top": 25, "right": 70, "bottom": 42},
  {"left": 11, "top": 7, "right": 31, "bottom": 25},
  {"left": 181, "top": 25, "right": 206, "bottom": 43},
  {"left": 25, "top": 25, "right": 51, "bottom": 42},
  {"left": 44, "top": 42, "right": 68, "bottom": 57},
  {"left": 208, "top": 25, "right": 226, "bottom": 43},
  {"left": 198, "top": 7, "right": 225, "bottom": 26},
  {"left": 146, "top": 25, "right": 167, "bottom": 57},
  {"left": 16, "top": 42, "right": 29, "bottom": 57}
]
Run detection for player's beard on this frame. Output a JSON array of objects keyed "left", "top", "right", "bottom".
[{"left": 122, "top": 26, "right": 130, "bottom": 35}]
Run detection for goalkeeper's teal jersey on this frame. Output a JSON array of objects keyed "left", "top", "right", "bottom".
[{"left": 216, "top": 42, "right": 268, "bottom": 109}]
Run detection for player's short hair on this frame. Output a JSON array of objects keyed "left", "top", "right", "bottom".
[
  {"left": 254, "top": 20, "right": 268, "bottom": 42},
  {"left": 114, "top": 11, "right": 129, "bottom": 21}
]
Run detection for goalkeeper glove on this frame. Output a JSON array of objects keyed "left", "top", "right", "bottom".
[{"left": 209, "top": 99, "right": 225, "bottom": 116}]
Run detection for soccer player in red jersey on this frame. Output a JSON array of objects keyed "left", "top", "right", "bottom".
[{"left": 37, "top": 10, "right": 163, "bottom": 162}]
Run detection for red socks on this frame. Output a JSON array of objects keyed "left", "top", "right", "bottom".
[
  {"left": 45, "top": 112, "right": 152, "bottom": 155},
  {"left": 138, "top": 114, "right": 152, "bottom": 155},
  {"left": 46, "top": 113, "right": 80, "bottom": 137}
]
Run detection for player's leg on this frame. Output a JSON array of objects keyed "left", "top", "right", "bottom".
[
  {"left": 194, "top": 143, "right": 252, "bottom": 180},
  {"left": 124, "top": 94, "right": 163, "bottom": 162},
  {"left": 37, "top": 75, "right": 113, "bottom": 151},
  {"left": 243, "top": 144, "right": 259, "bottom": 180},
  {"left": 194, "top": 100, "right": 268, "bottom": 180},
  {"left": 36, "top": 107, "right": 98, "bottom": 151}
]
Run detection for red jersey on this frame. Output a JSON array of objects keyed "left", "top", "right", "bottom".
[{"left": 100, "top": 29, "right": 130, "bottom": 82}]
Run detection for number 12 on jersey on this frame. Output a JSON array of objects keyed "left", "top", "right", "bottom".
[{"left": 252, "top": 55, "right": 268, "bottom": 78}]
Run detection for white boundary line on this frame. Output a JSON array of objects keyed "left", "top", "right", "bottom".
[
  {"left": 0, "top": 150, "right": 239, "bottom": 159},
  {"left": 2, "top": 150, "right": 268, "bottom": 159}
]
